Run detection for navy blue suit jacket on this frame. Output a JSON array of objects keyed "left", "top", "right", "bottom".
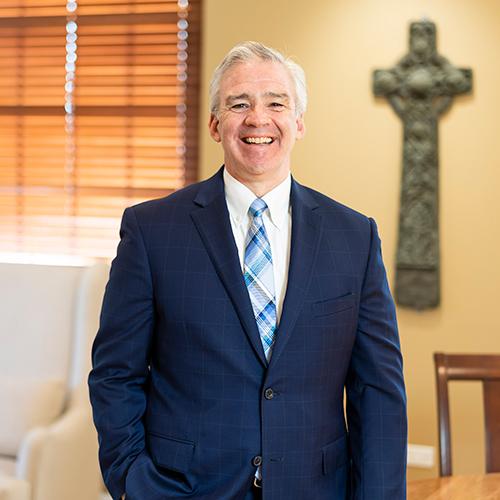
[{"left": 89, "top": 167, "right": 407, "bottom": 500}]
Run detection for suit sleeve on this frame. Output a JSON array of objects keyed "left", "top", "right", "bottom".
[
  {"left": 88, "top": 207, "right": 155, "bottom": 499},
  {"left": 346, "top": 217, "right": 407, "bottom": 500}
]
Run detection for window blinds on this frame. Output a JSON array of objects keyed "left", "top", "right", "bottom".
[{"left": 0, "top": 0, "right": 200, "bottom": 259}]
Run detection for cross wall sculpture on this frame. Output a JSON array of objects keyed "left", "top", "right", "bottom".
[{"left": 373, "top": 20, "right": 472, "bottom": 310}]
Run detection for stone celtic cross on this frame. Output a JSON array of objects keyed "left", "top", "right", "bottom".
[{"left": 373, "top": 20, "right": 472, "bottom": 310}]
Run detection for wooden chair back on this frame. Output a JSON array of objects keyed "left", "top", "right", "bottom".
[{"left": 434, "top": 352, "right": 500, "bottom": 476}]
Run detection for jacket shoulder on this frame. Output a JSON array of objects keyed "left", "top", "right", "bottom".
[
  {"left": 124, "top": 176, "right": 215, "bottom": 221},
  {"left": 300, "top": 184, "right": 371, "bottom": 228}
]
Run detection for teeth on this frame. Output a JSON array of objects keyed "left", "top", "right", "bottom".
[{"left": 243, "top": 137, "right": 273, "bottom": 144}]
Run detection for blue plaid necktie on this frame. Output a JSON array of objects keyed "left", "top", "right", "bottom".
[{"left": 244, "top": 198, "right": 277, "bottom": 361}]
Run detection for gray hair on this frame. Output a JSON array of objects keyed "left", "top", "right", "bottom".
[{"left": 209, "top": 41, "right": 307, "bottom": 117}]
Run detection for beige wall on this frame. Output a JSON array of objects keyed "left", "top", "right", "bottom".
[{"left": 199, "top": 0, "right": 500, "bottom": 480}]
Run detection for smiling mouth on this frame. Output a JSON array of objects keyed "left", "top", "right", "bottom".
[{"left": 241, "top": 136, "right": 274, "bottom": 144}]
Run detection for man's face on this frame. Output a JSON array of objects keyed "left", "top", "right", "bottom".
[{"left": 209, "top": 59, "right": 305, "bottom": 186}]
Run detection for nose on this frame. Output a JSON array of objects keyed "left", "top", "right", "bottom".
[{"left": 244, "top": 104, "right": 270, "bottom": 127}]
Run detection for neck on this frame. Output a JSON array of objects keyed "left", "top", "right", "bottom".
[{"left": 225, "top": 168, "right": 290, "bottom": 198}]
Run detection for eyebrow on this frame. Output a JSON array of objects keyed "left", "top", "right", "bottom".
[
  {"left": 264, "top": 92, "right": 290, "bottom": 101},
  {"left": 225, "top": 92, "right": 291, "bottom": 106},
  {"left": 225, "top": 93, "right": 250, "bottom": 105}
]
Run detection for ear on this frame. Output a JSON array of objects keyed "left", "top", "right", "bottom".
[
  {"left": 295, "top": 114, "right": 306, "bottom": 140},
  {"left": 208, "top": 114, "right": 221, "bottom": 142}
]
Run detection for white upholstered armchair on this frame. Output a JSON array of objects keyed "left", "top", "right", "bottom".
[{"left": 0, "top": 261, "right": 109, "bottom": 500}]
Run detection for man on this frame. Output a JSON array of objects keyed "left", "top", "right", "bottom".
[{"left": 89, "top": 41, "right": 407, "bottom": 500}]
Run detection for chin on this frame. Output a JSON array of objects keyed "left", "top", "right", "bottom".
[
  {"left": 243, "top": 158, "right": 281, "bottom": 172},
  {"left": 227, "top": 158, "right": 287, "bottom": 181},
  {"left": 245, "top": 164, "right": 279, "bottom": 176}
]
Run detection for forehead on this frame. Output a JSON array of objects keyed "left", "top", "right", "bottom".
[{"left": 219, "top": 60, "right": 295, "bottom": 97}]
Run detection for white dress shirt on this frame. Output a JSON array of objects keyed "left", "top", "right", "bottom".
[{"left": 223, "top": 168, "right": 292, "bottom": 324}]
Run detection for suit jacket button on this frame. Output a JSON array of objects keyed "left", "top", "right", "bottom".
[
  {"left": 252, "top": 455, "right": 263, "bottom": 467},
  {"left": 264, "top": 388, "right": 274, "bottom": 400}
]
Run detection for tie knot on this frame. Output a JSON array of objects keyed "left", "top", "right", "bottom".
[{"left": 249, "top": 198, "right": 268, "bottom": 219}]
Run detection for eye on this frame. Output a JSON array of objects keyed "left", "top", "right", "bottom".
[
  {"left": 270, "top": 102, "right": 285, "bottom": 110},
  {"left": 230, "top": 103, "right": 249, "bottom": 111}
]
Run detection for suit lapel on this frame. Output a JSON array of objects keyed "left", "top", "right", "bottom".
[
  {"left": 190, "top": 169, "right": 268, "bottom": 367},
  {"left": 267, "top": 179, "right": 323, "bottom": 370}
]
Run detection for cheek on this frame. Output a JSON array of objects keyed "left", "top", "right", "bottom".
[
  {"left": 277, "top": 117, "right": 298, "bottom": 136},
  {"left": 220, "top": 135, "right": 243, "bottom": 155},
  {"left": 219, "top": 120, "right": 239, "bottom": 139}
]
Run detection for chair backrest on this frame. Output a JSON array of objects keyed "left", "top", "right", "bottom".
[
  {"left": 0, "top": 262, "right": 108, "bottom": 389},
  {"left": 0, "top": 261, "right": 108, "bottom": 457},
  {"left": 434, "top": 352, "right": 500, "bottom": 476}
]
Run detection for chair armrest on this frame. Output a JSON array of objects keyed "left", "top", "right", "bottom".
[
  {"left": 0, "top": 477, "right": 30, "bottom": 500},
  {"left": 17, "top": 407, "right": 101, "bottom": 500}
]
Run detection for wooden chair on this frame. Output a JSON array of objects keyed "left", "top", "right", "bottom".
[{"left": 434, "top": 352, "right": 500, "bottom": 476}]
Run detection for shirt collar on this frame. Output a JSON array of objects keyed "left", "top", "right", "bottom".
[{"left": 223, "top": 167, "right": 291, "bottom": 230}]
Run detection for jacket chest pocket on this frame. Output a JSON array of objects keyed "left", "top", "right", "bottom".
[
  {"left": 302, "top": 294, "right": 357, "bottom": 352},
  {"left": 312, "top": 293, "right": 356, "bottom": 318},
  {"left": 311, "top": 293, "right": 356, "bottom": 320}
]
